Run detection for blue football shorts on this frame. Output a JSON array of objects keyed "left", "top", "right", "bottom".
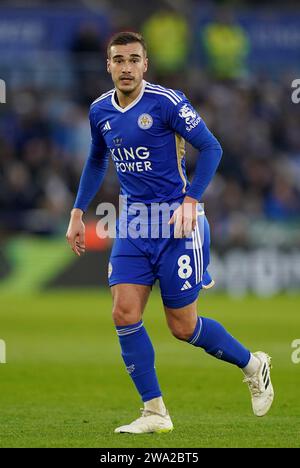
[{"left": 108, "top": 207, "right": 213, "bottom": 309}]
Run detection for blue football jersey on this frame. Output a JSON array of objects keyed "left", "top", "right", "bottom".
[{"left": 89, "top": 80, "right": 207, "bottom": 204}]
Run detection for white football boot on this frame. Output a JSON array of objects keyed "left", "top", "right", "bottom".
[
  {"left": 114, "top": 409, "right": 174, "bottom": 434},
  {"left": 243, "top": 351, "right": 274, "bottom": 417}
]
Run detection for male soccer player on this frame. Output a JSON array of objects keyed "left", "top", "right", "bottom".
[{"left": 66, "top": 32, "right": 274, "bottom": 434}]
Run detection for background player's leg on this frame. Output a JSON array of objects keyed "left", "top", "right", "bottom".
[{"left": 112, "top": 284, "right": 168, "bottom": 418}]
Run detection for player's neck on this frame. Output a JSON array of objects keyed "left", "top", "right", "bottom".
[{"left": 115, "top": 81, "right": 143, "bottom": 109}]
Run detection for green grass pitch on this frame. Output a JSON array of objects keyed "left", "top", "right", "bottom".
[{"left": 0, "top": 290, "right": 299, "bottom": 448}]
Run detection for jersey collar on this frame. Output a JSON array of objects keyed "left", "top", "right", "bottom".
[{"left": 111, "top": 80, "right": 146, "bottom": 113}]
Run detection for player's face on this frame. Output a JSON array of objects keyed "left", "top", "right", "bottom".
[{"left": 107, "top": 43, "right": 148, "bottom": 94}]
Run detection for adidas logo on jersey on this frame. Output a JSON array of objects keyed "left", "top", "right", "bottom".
[
  {"left": 181, "top": 280, "right": 192, "bottom": 291},
  {"left": 103, "top": 121, "right": 111, "bottom": 133}
]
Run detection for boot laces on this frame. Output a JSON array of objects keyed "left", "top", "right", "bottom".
[{"left": 243, "top": 375, "right": 261, "bottom": 396}]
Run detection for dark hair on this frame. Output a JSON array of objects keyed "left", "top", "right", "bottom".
[{"left": 107, "top": 31, "right": 147, "bottom": 57}]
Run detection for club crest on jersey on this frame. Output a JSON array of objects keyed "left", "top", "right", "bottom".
[
  {"left": 179, "top": 103, "right": 201, "bottom": 132},
  {"left": 126, "top": 364, "right": 135, "bottom": 374},
  {"left": 138, "top": 113, "right": 153, "bottom": 130}
]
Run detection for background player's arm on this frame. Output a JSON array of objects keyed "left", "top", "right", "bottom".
[
  {"left": 66, "top": 108, "right": 109, "bottom": 256},
  {"left": 164, "top": 95, "right": 222, "bottom": 236}
]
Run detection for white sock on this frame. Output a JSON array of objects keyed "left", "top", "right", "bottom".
[
  {"left": 144, "top": 397, "right": 167, "bottom": 415},
  {"left": 242, "top": 353, "right": 260, "bottom": 377}
]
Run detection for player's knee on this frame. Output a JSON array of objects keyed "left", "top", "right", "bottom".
[
  {"left": 169, "top": 323, "right": 195, "bottom": 342},
  {"left": 112, "top": 303, "right": 141, "bottom": 326}
]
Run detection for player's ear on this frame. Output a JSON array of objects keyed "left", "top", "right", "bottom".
[
  {"left": 144, "top": 57, "right": 148, "bottom": 73},
  {"left": 107, "top": 59, "right": 111, "bottom": 74}
]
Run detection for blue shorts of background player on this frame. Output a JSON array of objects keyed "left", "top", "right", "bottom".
[{"left": 108, "top": 205, "right": 214, "bottom": 309}]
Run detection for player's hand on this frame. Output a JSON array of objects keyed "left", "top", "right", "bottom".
[
  {"left": 168, "top": 195, "right": 198, "bottom": 238},
  {"left": 66, "top": 209, "right": 86, "bottom": 256}
]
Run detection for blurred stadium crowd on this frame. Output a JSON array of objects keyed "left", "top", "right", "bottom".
[{"left": 0, "top": 1, "right": 300, "bottom": 249}]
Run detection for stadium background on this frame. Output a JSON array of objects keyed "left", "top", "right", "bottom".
[{"left": 0, "top": 0, "right": 300, "bottom": 448}]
